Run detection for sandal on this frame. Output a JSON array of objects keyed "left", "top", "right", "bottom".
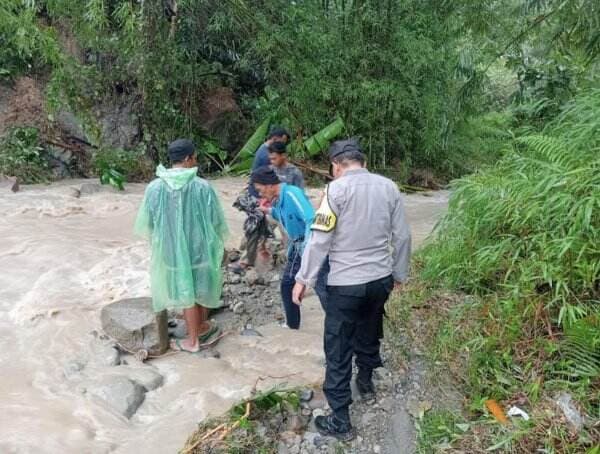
[
  {"left": 170, "top": 338, "right": 201, "bottom": 354},
  {"left": 198, "top": 322, "right": 220, "bottom": 344}
]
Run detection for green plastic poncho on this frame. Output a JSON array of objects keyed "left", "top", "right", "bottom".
[{"left": 134, "top": 165, "right": 228, "bottom": 312}]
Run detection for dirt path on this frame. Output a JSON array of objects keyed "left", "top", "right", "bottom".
[{"left": 0, "top": 177, "right": 448, "bottom": 453}]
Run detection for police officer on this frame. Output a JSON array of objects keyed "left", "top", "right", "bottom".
[{"left": 292, "top": 139, "right": 411, "bottom": 440}]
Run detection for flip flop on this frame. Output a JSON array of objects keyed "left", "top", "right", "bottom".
[
  {"left": 198, "top": 322, "right": 220, "bottom": 344},
  {"left": 170, "top": 338, "right": 202, "bottom": 354}
]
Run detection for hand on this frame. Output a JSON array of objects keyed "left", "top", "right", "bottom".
[
  {"left": 393, "top": 281, "right": 403, "bottom": 292},
  {"left": 292, "top": 282, "right": 306, "bottom": 305},
  {"left": 258, "top": 198, "right": 271, "bottom": 214}
]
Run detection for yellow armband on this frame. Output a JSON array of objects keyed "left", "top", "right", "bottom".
[{"left": 311, "top": 186, "right": 337, "bottom": 232}]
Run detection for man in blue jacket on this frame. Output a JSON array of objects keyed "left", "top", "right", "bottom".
[{"left": 250, "top": 166, "right": 314, "bottom": 329}]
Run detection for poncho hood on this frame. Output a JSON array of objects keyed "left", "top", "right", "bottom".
[{"left": 156, "top": 164, "right": 198, "bottom": 190}]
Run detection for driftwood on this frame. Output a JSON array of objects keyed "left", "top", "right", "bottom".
[{"left": 290, "top": 160, "right": 332, "bottom": 180}]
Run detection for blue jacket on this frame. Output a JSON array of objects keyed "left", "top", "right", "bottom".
[{"left": 271, "top": 183, "right": 315, "bottom": 249}]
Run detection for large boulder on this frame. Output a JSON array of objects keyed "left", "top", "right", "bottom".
[
  {"left": 87, "top": 375, "right": 145, "bottom": 418},
  {"left": 101, "top": 297, "right": 169, "bottom": 356}
]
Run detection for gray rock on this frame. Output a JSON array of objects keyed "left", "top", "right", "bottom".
[
  {"left": 55, "top": 110, "right": 88, "bottom": 142},
  {"left": 0, "top": 175, "right": 19, "bottom": 193},
  {"left": 90, "top": 341, "right": 121, "bottom": 367},
  {"left": 286, "top": 414, "right": 307, "bottom": 433},
  {"left": 245, "top": 269, "right": 264, "bottom": 286},
  {"left": 555, "top": 392, "right": 583, "bottom": 432},
  {"left": 78, "top": 182, "right": 116, "bottom": 195},
  {"left": 232, "top": 302, "right": 246, "bottom": 314},
  {"left": 98, "top": 102, "right": 140, "bottom": 149},
  {"left": 87, "top": 375, "right": 145, "bottom": 418},
  {"left": 308, "top": 390, "right": 328, "bottom": 410},
  {"left": 312, "top": 408, "right": 326, "bottom": 419},
  {"left": 101, "top": 297, "right": 169, "bottom": 356},
  {"left": 300, "top": 389, "right": 314, "bottom": 402},
  {"left": 228, "top": 273, "right": 242, "bottom": 284},
  {"left": 303, "top": 432, "right": 320, "bottom": 446},
  {"left": 361, "top": 411, "right": 376, "bottom": 426},
  {"left": 125, "top": 367, "right": 164, "bottom": 391}
]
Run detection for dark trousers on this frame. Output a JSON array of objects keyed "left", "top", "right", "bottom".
[
  {"left": 280, "top": 245, "right": 303, "bottom": 329},
  {"left": 323, "top": 274, "right": 394, "bottom": 421},
  {"left": 315, "top": 257, "right": 330, "bottom": 310}
]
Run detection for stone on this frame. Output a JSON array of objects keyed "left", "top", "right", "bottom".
[
  {"left": 101, "top": 297, "right": 169, "bottom": 356},
  {"left": 407, "top": 399, "right": 432, "bottom": 419},
  {"left": 55, "top": 110, "right": 88, "bottom": 143},
  {"left": 87, "top": 375, "right": 145, "bottom": 418},
  {"left": 0, "top": 175, "right": 19, "bottom": 192},
  {"left": 312, "top": 408, "right": 326, "bottom": 419},
  {"left": 300, "top": 389, "right": 314, "bottom": 402},
  {"left": 264, "top": 298, "right": 274, "bottom": 308},
  {"left": 303, "top": 431, "right": 320, "bottom": 446},
  {"left": 380, "top": 396, "right": 395, "bottom": 413},
  {"left": 373, "top": 444, "right": 381, "bottom": 453},
  {"left": 245, "top": 269, "right": 262, "bottom": 286},
  {"left": 125, "top": 367, "right": 164, "bottom": 391},
  {"left": 227, "top": 272, "right": 242, "bottom": 284},
  {"left": 78, "top": 182, "right": 116, "bottom": 195},
  {"left": 308, "top": 390, "right": 328, "bottom": 410},
  {"left": 286, "top": 414, "right": 307, "bottom": 433},
  {"left": 555, "top": 392, "right": 583, "bottom": 432},
  {"left": 232, "top": 302, "right": 246, "bottom": 314},
  {"left": 90, "top": 341, "right": 121, "bottom": 367},
  {"left": 361, "top": 411, "right": 376, "bottom": 426}
]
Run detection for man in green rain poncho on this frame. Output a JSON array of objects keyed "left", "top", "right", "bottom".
[{"left": 135, "top": 139, "right": 228, "bottom": 353}]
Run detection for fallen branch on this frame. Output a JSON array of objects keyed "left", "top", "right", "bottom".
[{"left": 290, "top": 160, "right": 332, "bottom": 180}]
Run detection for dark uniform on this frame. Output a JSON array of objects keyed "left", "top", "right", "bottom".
[{"left": 295, "top": 140, "right": 411, "bottom": 434}]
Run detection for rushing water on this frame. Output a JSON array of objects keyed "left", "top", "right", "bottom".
[{"left": 0, "top": 178, "right": 448, "bottom": 453}]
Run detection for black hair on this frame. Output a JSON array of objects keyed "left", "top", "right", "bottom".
[
  {"left": 268, "top": 141, "right": 287, "bottom": 154},
  {"left": 332, "top": 150, "right": 366, "bottom": 166},
  {"left": 267, "top": 126, "right": 290, "bottom": 140}
]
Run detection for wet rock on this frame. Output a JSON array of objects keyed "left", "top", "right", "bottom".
[
  {"left": 232, "top": 302, "right": 246, "bottom": 314},
  {"left": 125, "top": 367, "right": 164, "bottom": 391},
  {"left": 300, "top": 389, "right": 314, "bottom": 402},
  {"left": 87, "top": 375, "right": 145, "bottom": 418},
  {"left": 0, "top": 175, "right": 19, "bottom": 192},
  {"left": 90, "top": 341, "right": 121, "bottom": 367},
  {"left": 555, "top": 392, "right": 583, "bottom": 432},
  {"left": 78, "top": 182, "right": 116, "bottom": 195},
  {"left": 312, "top": 408, "right": 326, "bottom": 419},
  {"left": 373, "top": 444, "right": 381, "bottom": 453},
  {"left": 303, "top": 431, "right": 320, "bottom": 446},
  {"left": 101, "top": 297, "right": 169, "bottom": 356}
]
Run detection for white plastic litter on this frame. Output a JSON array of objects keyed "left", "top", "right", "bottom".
[{"left": 507, "top": 406, "right": 530, "bottom": 421}]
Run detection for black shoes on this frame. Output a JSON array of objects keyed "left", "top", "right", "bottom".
[
  {"left": 314, "top": 414, "right": 356, "bottom": 442},
  {"left": 356, "top": 378, "right": 376, "bottom": 401}
]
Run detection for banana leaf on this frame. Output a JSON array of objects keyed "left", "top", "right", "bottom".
[
  {"left": 304, "top": 117, "right": 345, "bottom": 156},
  {"left": 231, "top": 117, "right": 271, "bottom": 165}
]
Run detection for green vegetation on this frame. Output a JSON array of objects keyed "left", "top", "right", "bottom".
[{"left": 0, "top": 127, "right": 51, "bottom": 183}]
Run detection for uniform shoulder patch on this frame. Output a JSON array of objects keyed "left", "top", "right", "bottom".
[{"left": 311, "top": 186, "right": 337, "bottom": 232}]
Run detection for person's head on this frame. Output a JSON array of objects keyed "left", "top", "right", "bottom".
[
  {"left": 168, "top": 139, "right": 197, "bottom": 168},
  {"left": 266, "top": 126, "right": 290, "bottom": 146},
  {"left": 250, "top": 166, "right": 281, "bottom": 201},
  {"left": 268, "top": 141, "right": 288, "bottom": 168},
  {"left": 328, "top": 139, "right": 365, "bottom": 179}
]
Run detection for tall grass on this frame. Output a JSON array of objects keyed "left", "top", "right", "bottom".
[{"left": 422, "top": 89, "right": 600, "bottom": 327}]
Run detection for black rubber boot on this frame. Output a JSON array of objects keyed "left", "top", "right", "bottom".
[{"left": 314, "top": 414, "right": 356, "bottom": 442}]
